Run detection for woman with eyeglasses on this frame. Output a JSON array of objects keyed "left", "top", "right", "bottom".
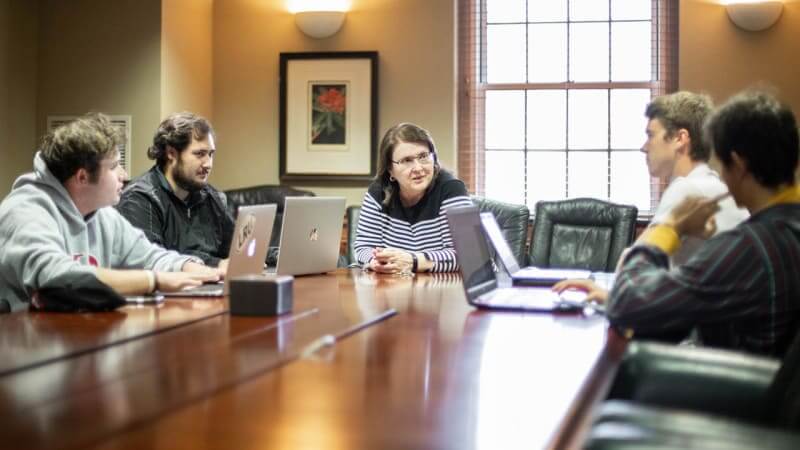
[{"left": 353, "top": 123, "right": 472, "bottom": 273}]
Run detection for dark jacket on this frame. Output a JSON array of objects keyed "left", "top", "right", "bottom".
[
  {"left": 116, "top": 166, "right": 235, "bottom": 267},
  {"left": 608, "top": 203, "right": 800, "bottom": 357}
]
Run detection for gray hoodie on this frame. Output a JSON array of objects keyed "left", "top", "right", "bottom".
[{"left": 0, "top": 153, "right": 195, "bottom": 312}]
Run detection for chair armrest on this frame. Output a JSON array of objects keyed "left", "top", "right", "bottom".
[
  {"left": 608, "top": 341, "right": 779, "bottom": 421},
  {"left": 588, "top": 401, "right": 800, "bottom": 450}
]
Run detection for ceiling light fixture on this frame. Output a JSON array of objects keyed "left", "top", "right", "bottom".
[{"left": 725, "top": 0, "right": 784, "bottom": 32}]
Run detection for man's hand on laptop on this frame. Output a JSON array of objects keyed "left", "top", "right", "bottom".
[
  {"left": 216, "top": 258, "right": 229, "bottom": 280},
  {"left": 551, "top": 279, "right": 609, "bottom": 304},
  {"left": 182, "top": 261, "right": 222, "bottom": 282},
  {"left": 156, "top": 271, "right": 218, "bottom": 292}
]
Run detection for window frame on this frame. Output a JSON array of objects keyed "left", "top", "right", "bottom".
[{"left": 457, "top": 0, "right": 678, "bottom": 216}]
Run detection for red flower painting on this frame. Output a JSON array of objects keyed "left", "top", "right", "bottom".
[
  {"left": 311, "top": 84, "right": 347, "bottom": 145},
  {"left": 317, "top": 88, "right": 345, "bottom": 114}
]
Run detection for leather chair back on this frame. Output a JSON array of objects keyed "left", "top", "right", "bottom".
[
  {"left": 224, "top": 185, "right": 315, "bottom": 247},
  {"left": 471, "top": 196, "right": 530, "bottom": 266},
  {"left": 529, "top": 198, "right": 637, "bottom": 271},
  {"left": 767, "top": 329, "right": 800, "bottom": 427},
  {"left": 346, "top": 205, "right": 361, "bottom": 265}
]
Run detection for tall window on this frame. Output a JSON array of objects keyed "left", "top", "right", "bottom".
[{"left": 458, "top": 0, "right": 677, "bottom": 214}]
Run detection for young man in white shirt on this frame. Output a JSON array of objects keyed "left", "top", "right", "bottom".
[
  {"left": 642, "top": 91, "right": 749, "bottom": 265},
  {"left": 554, "top": 91, "right": 749, "bottom": 301}
]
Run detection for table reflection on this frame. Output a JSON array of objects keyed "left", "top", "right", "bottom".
[{"left": 468, "top": 311, "right": 608, "bottom": 449}]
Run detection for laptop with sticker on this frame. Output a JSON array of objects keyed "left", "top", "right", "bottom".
[{"left": 161, "top": 203, "right": 277, "bottom": 297}]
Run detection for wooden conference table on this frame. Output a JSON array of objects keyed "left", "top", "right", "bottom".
[{"left": 0, "top": 269, "right": 626, "bottom": 450}]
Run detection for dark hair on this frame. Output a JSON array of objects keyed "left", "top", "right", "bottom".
[
  {"left": 148, "top": 112, "right": 214, "bottom": 169},
  {"left": 645, "top": 91, "right": 714, "bottom": 161},
  {"left": 40, "top": 113, "right": 123, "bottom": 183},
  {"left": 705, "top": 90, "right": 799, "bottom": 188},
  {"left": 375, "top": 123, "right": 441, "bottom": 208}
]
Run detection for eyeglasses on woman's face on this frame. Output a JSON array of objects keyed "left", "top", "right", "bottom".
[{"left": 391, "top": 151, "right": 433, "bottom": 169}]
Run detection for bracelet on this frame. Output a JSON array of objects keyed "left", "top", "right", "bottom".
[
  {"left": 145, "top": 270, "right": 156, "bottom": 294},
  {"left": 410, "top": 252, "right": 418, "bottom": 273}
]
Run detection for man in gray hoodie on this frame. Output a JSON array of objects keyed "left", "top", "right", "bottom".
[{"left": 0, "top": 113, "right": 219, "bottom": 312}]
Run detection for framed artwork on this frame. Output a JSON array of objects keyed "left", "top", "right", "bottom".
[{"left": 279, "top": 51, "right": 378, "bottom": 182}]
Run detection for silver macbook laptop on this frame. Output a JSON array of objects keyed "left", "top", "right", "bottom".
[
  {"left": 446, "top": 205, "right": 587, "bottom": 312},
  {"left": 479, "top": 212, "right": 592, "bottom": 286},
  {"left": 162, "top": 204, "right": 277, "bottom": 297},
  {"left": 271, "top": 197, "right": 346, "bottom": 276}
]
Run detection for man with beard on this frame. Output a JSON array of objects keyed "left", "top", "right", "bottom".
[{"left": 118, "top": 112, "right": 235, "bottom": 274}]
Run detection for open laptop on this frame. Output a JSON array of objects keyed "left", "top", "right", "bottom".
[
  {"left": 161, "top": 204, "right": 277, "bottom": 297},
  {"left": 479, "top": 212, "right": 592, "bottom": 286},
  {"left": 270, "top": 197, "right": 346, "bottom": 276},
  {"left": 446, "top": 205, "right": 588, "bottom": 312}
]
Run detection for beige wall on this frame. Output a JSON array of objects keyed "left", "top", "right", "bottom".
[
  {"left": 1, "top": 0, "right": 9, "bottom": 194},
  {"left": 211, "top": 0, "right": 456, "bottom": 206},
  {"left": 161, "top": 0, "right": 213, "bottom": 120},
  {"left": 4, "top": 0, "right": 799, "bottom": 199},
  {"left": 680, "top": 0, "right": 800, "bottom": 112},
  {"left": 37, "top": 0, "right": 162, "bottom": 178},
  {"left": 0, "top": 0, "right": 38, "bottom": 197}
]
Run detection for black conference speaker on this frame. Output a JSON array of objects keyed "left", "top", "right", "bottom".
[{"left": 229, "top": 275, "right": 293, "bottom": 316}]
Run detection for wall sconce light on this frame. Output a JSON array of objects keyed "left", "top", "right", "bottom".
[
  {"left": 295, "top": 10, "right": 346, "bottom": 38},
  {"left": 725, "top": 1, "right": 784, "bottom": 31}
]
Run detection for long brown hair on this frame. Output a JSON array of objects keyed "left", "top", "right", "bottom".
[{"left": 375, "top": 123, "right": 441, "bottom": 208}]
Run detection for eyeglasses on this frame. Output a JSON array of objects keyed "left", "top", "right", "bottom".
[{"left": 391, "top": 151, "right": 434, "bottom": 169}]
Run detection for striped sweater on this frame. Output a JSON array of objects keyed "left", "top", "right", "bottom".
[
  {"left": 354, "top": 171, "right": 473, "bottom": 272},
  {"left": 608, "top": 202, "right": 800, "bottom": 357}
]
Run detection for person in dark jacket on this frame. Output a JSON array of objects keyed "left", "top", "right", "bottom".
[
  {"left": 117, "top": 112, "right": 235, "bottom": 274},
  {"left": 605, "top": 90, "right": 800, "bottom": 357}
]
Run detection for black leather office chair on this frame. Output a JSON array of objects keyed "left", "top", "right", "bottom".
[
  {"left": 584, "top": 335, "right": 800, "bottom": 449},
  {"left": 224, "top": 185, "right": 315, "bottom": 248},
  {"left": 470, "top": 196, "right": 530, "bottom": 266},
  {"left": 346, "top": 205, "right": 361, "bottom": 265},
  {"left": 528, "top": 198, "right": 637, "bottom": 271}
]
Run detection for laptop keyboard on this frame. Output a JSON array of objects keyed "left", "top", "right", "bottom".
[
  {"left": 478, "top": 287, "right": 595, "bottom": 312},
  {"left": 480, "top": 287, "right": 560, "bottom": 309},
  {"left": 162, "top": 283, "right": 224, "bottom": 297},
  {"left": 188, "top": 284, "right": 224, "bottom": 296}
]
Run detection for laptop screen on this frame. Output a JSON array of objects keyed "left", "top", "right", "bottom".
[
  {"left": 275, "top": 197, "right": 346, "bottom": 276},
  {"left": 479, "top": 212, "right": 522, "bottom": 273},
  {"left": 445, "top": 206, "right": 497, "bottom": 300}
]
